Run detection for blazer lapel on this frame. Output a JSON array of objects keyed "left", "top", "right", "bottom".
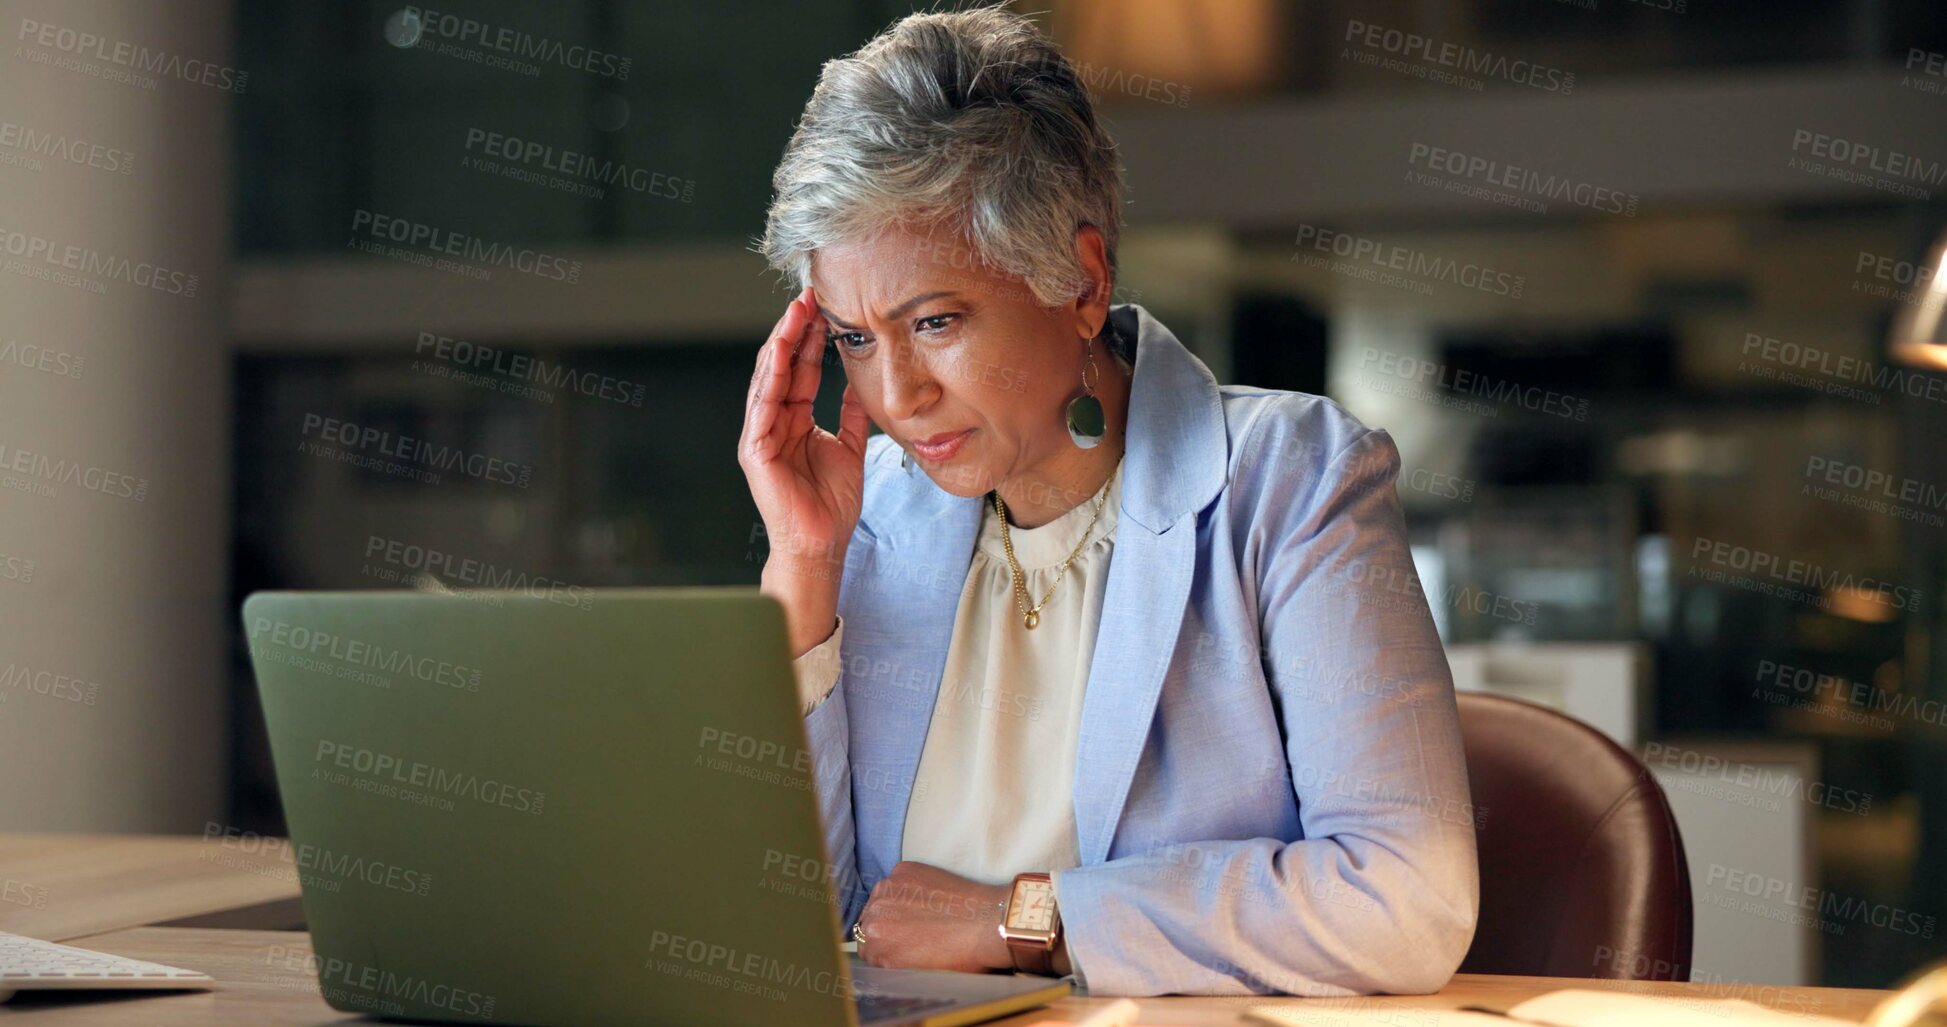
[
  {"left": 1072, "top": 516, "right": 1196, "bottom": 865},
  {"left": 846, "top": 470, "right": 982, "bottom": 880},
  {"left": 1070, "top": 304, "right": 1228, "bottom": 866}
]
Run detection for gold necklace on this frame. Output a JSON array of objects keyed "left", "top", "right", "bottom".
[{"left": 992, "top": 464, "right": 1118, "bottom": 630}]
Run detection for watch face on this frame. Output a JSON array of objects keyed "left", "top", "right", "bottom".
[{"left": 1008, "top": 879, "right": 1057, "bottom": 932}]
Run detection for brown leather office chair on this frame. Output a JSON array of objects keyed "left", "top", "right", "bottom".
[{"left": 1455, "top": 692, "right": 1694, "bottom": 981}]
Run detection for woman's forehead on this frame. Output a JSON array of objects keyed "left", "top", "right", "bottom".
[
  {"left": 814, "top": 225, "right": 944, "bottom": 279},
  {"left": 812, "top": 231, "right": 1007, "bottom": 317}
]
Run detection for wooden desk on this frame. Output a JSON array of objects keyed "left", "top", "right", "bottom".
[
  {"left": 0, "top": 833, "right": 301, "bottom": 942},
  {"left": 2, "top": 926, "right": 1896, "bottom": 1025},
  {"left": 0, "top": 834, "right": 1901, "bottom": 1025}
]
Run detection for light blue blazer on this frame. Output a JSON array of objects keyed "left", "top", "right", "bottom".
[{"left": 807, "top": 304, "right": 1480, "bottom": 997}]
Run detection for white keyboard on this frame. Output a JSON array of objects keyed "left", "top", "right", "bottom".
[{"left": 0, "top": 931, "right": 215, "bottom": 1003}]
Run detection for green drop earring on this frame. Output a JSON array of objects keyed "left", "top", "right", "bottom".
[{"left": 1066, "top": 334, "right": 1106, "bottom": 449}]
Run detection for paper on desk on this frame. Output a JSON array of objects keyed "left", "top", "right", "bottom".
[
  {"left": 1243, "top": 1003, "right": 1510, "bottom": 1026},
  {"left": 1507, "top": 989, "right": 1859, "bottom": 1027},
  {"left": 1243, "top": 988, "right": 1862, "bottom": 1027},
  {"left": 1017, "top": 1021, "right": 1198, "bottom": 1027}
]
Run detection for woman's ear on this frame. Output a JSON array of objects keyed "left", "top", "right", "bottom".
[{"left": 1071, "top": 224, "right": 1112, "bottom": 341}]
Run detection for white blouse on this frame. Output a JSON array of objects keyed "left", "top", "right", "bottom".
[{"left": 792, "top": 458, "right": 1124, "bottom": 886}]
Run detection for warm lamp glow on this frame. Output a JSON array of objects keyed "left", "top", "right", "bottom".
[
  {"left": 1888, "top": 228, "right": 1947, "bottom": 370},
  {"left": 1049, "top": 0, "right": 1285, "bottom": 99},
  {"left": 1823, "top": 585, "right": 1902, "bottom": 624}
]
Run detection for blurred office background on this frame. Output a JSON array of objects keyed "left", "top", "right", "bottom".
[{"left": 3, "top": 0, "right": 1945, "bottom": 993}]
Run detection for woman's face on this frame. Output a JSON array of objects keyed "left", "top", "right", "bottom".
[{"left": 809, "top": 224, "right": 1110, "bottom": 499}]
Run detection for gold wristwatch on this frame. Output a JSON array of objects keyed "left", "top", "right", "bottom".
[{"left": 998, "top": 872, "right": 1061, "bottom": 975}]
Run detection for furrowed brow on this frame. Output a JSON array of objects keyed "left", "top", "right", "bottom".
[{"left": 819, "top": 291, "right": 959, "bottom": 331}]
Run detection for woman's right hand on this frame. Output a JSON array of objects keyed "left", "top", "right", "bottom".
[{"left": 739, "top": 286, "right": 870, "bottom": 656}]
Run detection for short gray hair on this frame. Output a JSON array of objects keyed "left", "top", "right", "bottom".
[{"left": 759, "top": 4, "right": 1123, "bottom": 308}]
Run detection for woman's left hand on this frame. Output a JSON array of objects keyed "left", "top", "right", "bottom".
[{"left": 855, "top": 861, "right": 1014, "bottom": 973}]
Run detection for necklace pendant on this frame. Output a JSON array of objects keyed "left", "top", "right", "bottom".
[{"left": 1023, "top": 609, "right": 1040, "bottom": 630}]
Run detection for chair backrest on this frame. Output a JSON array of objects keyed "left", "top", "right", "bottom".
[{"left": 1456, "top": 692, "right": 1694, "bottom": 981}]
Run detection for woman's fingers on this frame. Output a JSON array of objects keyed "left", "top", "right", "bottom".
[
  {"left": 744, "top": 290, "right": 813, "bottom": 462},
  {"left": 743, "top": 302, "right": 791, "bottom": 434},
  {"left": 785, "top": 294, "right": 827, "bottom": 408},
  {"left": 746, "top": 294, "right": 801, "bottom": 419},
  {"left": 838, "top": 383, "right": 870, "bottom": 457},
  {"left": 742, "top": 339, "right": 786, "bottom": 460},
  {"left": 776, "top": 293, "right": 823, "bottom": 439}
]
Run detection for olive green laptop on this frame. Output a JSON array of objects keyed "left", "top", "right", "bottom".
[{"left": 243, "top": 588, "right": 1068, "bottom": 1027}]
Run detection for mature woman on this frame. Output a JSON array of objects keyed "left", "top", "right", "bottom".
[{"left": 739, "top": 5, "right": 1477, "bottom": 998}]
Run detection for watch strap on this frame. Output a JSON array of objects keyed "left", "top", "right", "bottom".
[
  {"left": 1009, "top": 934, "right": 1056, "bottom": 975},
  {"left": 1003, "top": 872, "right": 1059, "bottom": 976}
]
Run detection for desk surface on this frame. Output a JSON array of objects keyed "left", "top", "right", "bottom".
[
  {"left": 7, "top": 927, "right": 1900, "bottom": 1025},
  {"left": 0, "top": 833, "right": 1900, "bottom": 1025},
  {"left": 0, "top": 833, "right": 300, "bottom": 942}
]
